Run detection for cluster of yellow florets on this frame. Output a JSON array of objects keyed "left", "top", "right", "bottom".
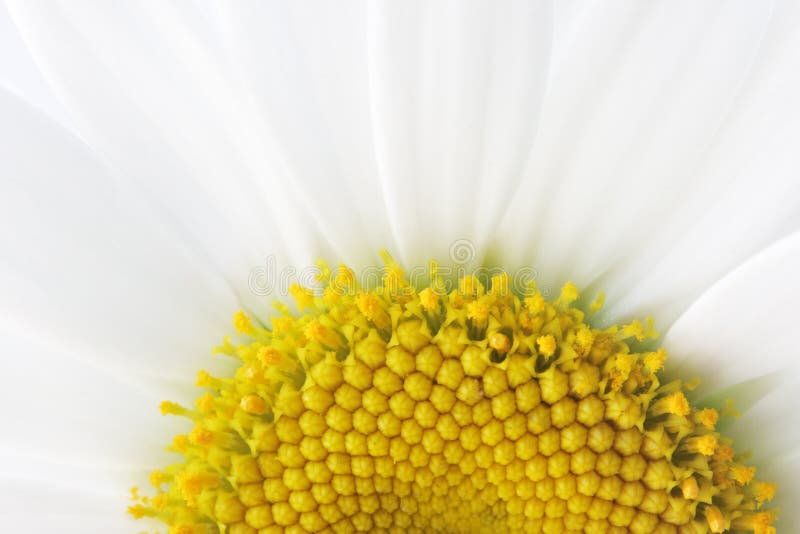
[{"left": 130, "top": 253, "right": 777, "bottom": 533}]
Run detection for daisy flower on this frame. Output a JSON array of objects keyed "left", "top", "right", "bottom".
[{"left": 1, "top": 2, "right": 799, "bottom": 533}]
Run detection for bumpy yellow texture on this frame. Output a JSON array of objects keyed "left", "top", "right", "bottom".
[{"left": 131, "top": 257, "right": 777, "bottom": 534}]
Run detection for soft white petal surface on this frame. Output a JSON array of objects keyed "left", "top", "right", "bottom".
[
  {"left": 497, "top": 0, "right": 800, "bottom": 327},
  {"left": 8, "top": 0, "right": 800, "bottom": 329},
  {"left": 0, "top": 88, "right": 237, "bottom": 384},
  {"left": 0, "top": 2, "right": 72, "bottom": 128},
  {"left": 0, "top": 331, "right": 176, "bottom": 533},
  {"left": 357, "top": 0, "right": 553, "bottom": 267},
  {"left": 4, "top": 0, "right": 555, "bottom": 275},
  {"left": 216, "top": 0, "right": 554, "bottom": 268},
  {"left": 0, "top": 477, "right": 137, "bottom": 533},
  {"left": 0, "top": 90, "right": 227, "bottom": 531},
  {"left": 5, "top": 0, "right": 330, "bottom": 317}
]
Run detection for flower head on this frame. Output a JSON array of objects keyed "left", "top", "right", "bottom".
[
  {"left": 133, "top": 256, "right": 777, "bottom": 533},
  {"left": 1, "top": 3, "right": 799, "bottom": 532}
]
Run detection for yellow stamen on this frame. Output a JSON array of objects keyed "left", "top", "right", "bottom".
[
  {"left": 715, "top": 444, "right": 736, "bottom": 462},
  {"left": 304, "top": 319, "right": 343, "bottom": 348},
  {"left": 466, "top": 296, "right": 492, "bottom": 322},
  {"left": 159, "top": 401, "right": 186, "bottom": 417},
  {"left": 698, "top": 407, "right": 719, "bottom": 429},
  {"left": 489, "top": 273, "right": 510, "bottom": 296},
  {"left": 524, "top": 293, "right": 546, "bottom": 313},
  {"left": 536, "top": 334, "right": 557, "bottom": 357},
  {"left": 557, "top": 281, "right": 579, "bottom": 305},
  {"left": 651, "top": 391, "right": 691, "bottom": 417},
  {"left": 706, "top": 505, "right": 726, "bottom": 533},
  {"left": 733, "top": 511, "right": 777, "bottom": 534},
  {"left": 239, "top": 394, "right": 268, "bottom": 415},
  {"left": 418, "top": 287, "right": 439, "bottom": 311},
  {"left": 755, "top": 481, "right": 778, "bottom": 505},
  {"left": 458, "top": 275, "right": 482, "bottom": 296},
  {"left": 257, "top": 346, "right": 283, "bottom": 366},
  {"left": 289, "top": 283, "right": 315, "bottom": 310},
  {"left": 589, "top": 292, "right": 605, "bottom": 314},
  {"left": 644, "top": 348, "right": 667, "bottom": 373},
  {"left": 333, "top": 263, "right": 356, "bottom": 291},
  {"left": 684, "top": 434, "right": 718, "bottom": 456},
  {"left": 232, "top": 310, "right": 253, "bottom": 335},
  {"left": 194, "top": 393, "right": 214, "bottom": 413},
  {"left": 731, "top": 464, "right": 757, "bottom": 485},
  {"left": 681, "top": 477, "right": 699, "bottom": 499},
  {"left": 355, "top": 292, "right": 390, "bottom": 329},
  {"left": 131, "top": 256, "right": 778, "bottom": 533},
  {"left": 271, "top": 316, "right": 293, "bottom": 333}
]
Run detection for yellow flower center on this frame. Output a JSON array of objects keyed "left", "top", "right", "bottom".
[{"left": 130, "top": 254, "right": 778, "bottom": 534}]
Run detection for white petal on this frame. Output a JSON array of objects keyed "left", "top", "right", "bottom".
[
  {"left": 497, "top": 0, "right": 800, "bottom": 327},
  {"left": 663, "top": 229, "right": 800, "bottom": 524},
  {"left": 0, "top": 327, "right": 180, "bottom": 471},
  {"left": 0, "top": 88, "right": 238, "bottom": 382},
  {"left": 0, "top": 477, "right": 141, "bottom": 533},
  {"left": 0, "top": 89, "right": 236, "bottom": 527},
  {"left": 361, "top": 0, "right": 553, "bottom": 267},
  {"left": 6, "top": 0, "right": 328, "bottom": 289},
  {"left": 0, "top": 2, "right": 73, "bottom": 129},
  {"left": 8, "top": 0, "right": 554, "bottom": 275},
  {"left": 215, "top": 1, "right": 394, "bottom": 267},
  {"left": 0, "top": 327, "right": 174, "bottom": 531}
]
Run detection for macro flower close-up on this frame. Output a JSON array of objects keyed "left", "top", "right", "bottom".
[{"left": 1, "top": 1, "right": 800, "bottom": 533}]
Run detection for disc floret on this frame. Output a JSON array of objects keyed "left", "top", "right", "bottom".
[{"left": 131, "top": 254, "right": 777, "bottom": 534}]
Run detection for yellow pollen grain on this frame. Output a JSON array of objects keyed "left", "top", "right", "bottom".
[
  {"left": 194, "top": 393, "right": 214, "bottom": 413},
  {"left": 524, "top": 293, "right": 546, "bottom": 314},
  {"left": 131, "top": 254, "right": 777, "bottom": 534},
  {"left": 289, "top": 283, "right": 315, "bottom": 310},
  {"left": 356, "top": 292, "right": 390, "bottom": 329},
  {"left": 715, "top": 444, "right": 736, "bottom": 462},
  {"left": 333, "top": 263, "right": 355, "bottom": 291},
  {"left": 466, "top": 297, "right": 493, "bottom": 322},
  {"left": 755, "top": 481, "right": 778, "bottom": 505},
  {"left": 660, "top": 391, "right": 691, "bottom": 417},
  {"left": 233, "top": 310, "right": 253, "bottom": 335},
  {"left": 536, "top": 334, "right": 557, "bottom": 357},
  {"left": 258, "top": 346, "right": 283, "bottom": 366},
  {"left": 679, "top": 434, "right": 719, "bottom": 458},
  {"left": 305, "top": 319, "right": 343, "bottom": 348},
  {"left": 418, "top": 287, "right": 439, "bottom": 311},
  {"left": 558, "top": 281, "right": 579, "bottom": 305},
  {"left": 695, "top": 434, "right": 718, "bottom": 456},
  {"left": 644, "top": 348, "right": 666, "bottom": 373},
  {"left": 240, "top": 394, "right": 268, "bottom": 415},
  {"left": 159, "top": 401, "right": 184, "bottom": 416},
  {"left": 188, "top": 427, "right": 213, "bottom": 446},
  {"left": 731, "top": 464, "right": 757, "bottom": 485},
  {"left": 698, "top": 408, "right": 719, "bottom": 429},
  {"left": 195, "top": 370, "right": 214, "bottom": 388}
]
